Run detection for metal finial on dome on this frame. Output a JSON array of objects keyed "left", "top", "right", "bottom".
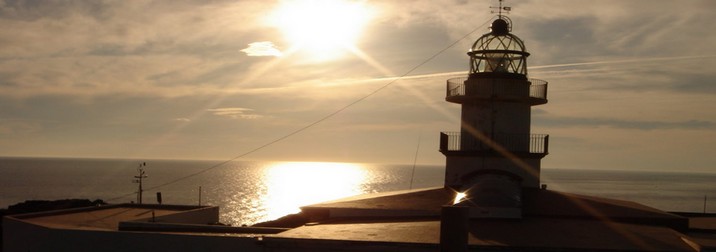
[
  {"left": 489, "top": 0, "right": 513, "bottom": 35},
  {"left": 490, "top": 0, "right": 512, "bottom": 18}
]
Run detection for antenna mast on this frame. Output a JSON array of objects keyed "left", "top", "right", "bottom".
[
  {"left": 133, "top": 162, "right": 148, "bottom": 204},
  {"left": 490, "top": 0, "right": 512, "bottom": 18}
]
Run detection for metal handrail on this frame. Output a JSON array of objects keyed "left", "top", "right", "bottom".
[{"left": 440, "top": 132, "right": 549, "bottom": 154}]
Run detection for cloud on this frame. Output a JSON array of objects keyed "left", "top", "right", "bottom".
[
  {"left": 0, "top": 0, "right": 715, "bottom": 169},
  {"left": 0, "top": 0, "right": 278, "bottom": 99},
  {"left": 241, "top": 42, "right": 283, "bottom": 57},
  {"left": 517, "top": 0, "right": 716, "bottom": 61},
  {"left": 536, "top": 116, "right": 716, "bottom": 131},
  {"left": 0, "top": 119, "right": 43, "bottom": 136},
  {"left": 207, "top": 107, "right": 262, "bottom": 119}
]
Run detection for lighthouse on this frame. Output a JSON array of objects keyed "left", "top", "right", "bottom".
[{"left": 440, "top": 4, "right": 548, "bottom": 218}]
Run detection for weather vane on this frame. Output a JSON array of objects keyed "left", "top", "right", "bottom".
[{"left": 490, "top": 0, "right": 512, "bottom": 17}]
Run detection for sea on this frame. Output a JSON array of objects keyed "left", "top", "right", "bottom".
[{"left": 1, "top": 157, "right": 715, "bottom": 226}]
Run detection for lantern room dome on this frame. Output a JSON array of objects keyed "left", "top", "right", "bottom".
[
  {"left": 468, "top": 16, "right": 529, "bottom": 78},
  {"left": 490, "top": 18, "right": 509, "bottom": 36}
]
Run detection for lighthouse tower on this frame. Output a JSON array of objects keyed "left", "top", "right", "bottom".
[{"left": 439, "top": 4, "right": 548, "bottom": 217}]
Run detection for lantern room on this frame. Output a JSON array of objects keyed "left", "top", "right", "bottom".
[{"left": 468, "top": 16, "right": 529, "bottom": 78}]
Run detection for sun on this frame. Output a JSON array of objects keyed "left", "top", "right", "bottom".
[{"left": 269, "top": 0, "right": 373, "bottom": 61}]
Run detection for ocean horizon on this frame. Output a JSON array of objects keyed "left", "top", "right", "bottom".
[{"left": 2, "top": 156, "right": 715, "bottom": 226}]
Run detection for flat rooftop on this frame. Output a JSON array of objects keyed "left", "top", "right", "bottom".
[
  {"left": 268, "top": 218, "right": 696, "bottom": 251},
  {"left": 9, "top": 204, "right": 208, "bottom": 231},
  {"left": 287, "top": 187, "right": 716, "bottom": 251},
  {"left": 302, "top": 187, "right": 688, "bottom": 229},
  {"left": 7, "top": 190, "right": 716, "bottom": 251}
]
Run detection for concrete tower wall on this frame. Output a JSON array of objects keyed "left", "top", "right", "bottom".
[
  {"left": 460, "top": 101, "right": 531, "bottom": 149},
  {"left": 457, "top": 78, "right": 532, "bottom": 148},
  {"left": 445, "top": 156, "right": 541, "bottom": 189}
]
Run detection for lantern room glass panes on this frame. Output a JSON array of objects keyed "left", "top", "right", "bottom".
[{"left": 468, "top": 28, "right": 529, "bottom": 76}]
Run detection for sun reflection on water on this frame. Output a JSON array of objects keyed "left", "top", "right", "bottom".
[{"left": 260, "top": 162, "right": 368, "bottom": 222}]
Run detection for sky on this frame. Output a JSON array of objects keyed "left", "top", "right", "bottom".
[{"left": 1, "top": 0, "right": 715, "bottom": 172}]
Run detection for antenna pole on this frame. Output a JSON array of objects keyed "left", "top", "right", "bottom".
[
  {"left": 490, "top": 0, "right": 512, "bottom": 18},
  {"left": 133, "top": 162, "right": 148, "bottom": 204},
  {"left": 409, "top": 134, "right": 422, "bottom": 190},
  {"left": 498, "top": 0, "right": 503, "bottom": 17}
]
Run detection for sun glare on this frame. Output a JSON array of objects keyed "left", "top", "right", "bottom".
[
  {"left": 454, "top": 192, "right": 467, "bottom": 205},
  {"left": 260, "top": 162, "right": 367, "bottom": 221},
  {"left": 270, "top": 0, "right": 373, "bottom": 61}
]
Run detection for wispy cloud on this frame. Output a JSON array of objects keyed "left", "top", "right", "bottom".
[
  {"left": 0, "top": 119, "right": 43, "bottom": 136},
  {"left": 1, "top": 0, "right": 716, "bottom": 169},
  {"left": 207, "top": 107, "right": 262, "bottom": 119},
  {"left": 241, "top": 42, "right": 283, "bottom": 57},
  {"left": 536, "top": 116, "right": 716, "bottom": 131}
]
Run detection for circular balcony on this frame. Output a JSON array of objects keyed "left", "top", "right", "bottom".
[{"left": 446, "top": 77, "right": 547, "bottom": 105}]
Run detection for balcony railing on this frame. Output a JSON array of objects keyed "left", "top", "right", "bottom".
[
  {"left": 446, "top": 77, "right": 548, "bottom": 104},
  {"left": 440, "top": 132, "right": 549, "bottom": 155}
]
